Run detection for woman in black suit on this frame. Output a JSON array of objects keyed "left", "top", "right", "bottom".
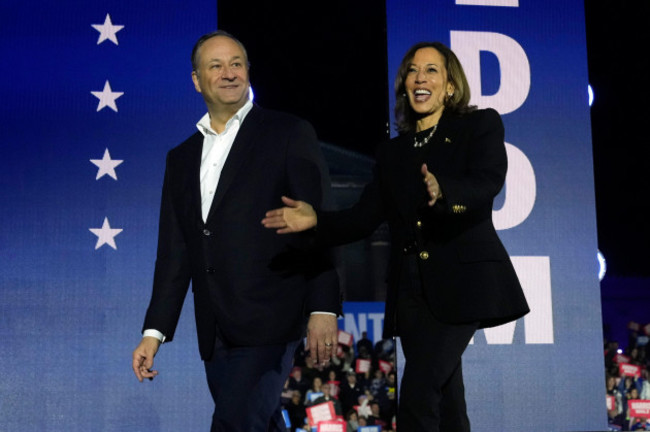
[{"left": 262, "top": 41, "right": 529, "bottom": 432}]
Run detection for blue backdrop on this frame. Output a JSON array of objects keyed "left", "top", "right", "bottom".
[
  {"left": 1, "top": 1, "right": 603, "bottom": 431},
  {"left": 386, "top": 1, "right": 605, "bottom": 431},
  {"left": 1, "top": 1, "right": 217, "bottom": 430}
]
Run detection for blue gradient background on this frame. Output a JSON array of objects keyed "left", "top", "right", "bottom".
[{"left": 1, "top": 2, "right": 216, "bottom": 430}]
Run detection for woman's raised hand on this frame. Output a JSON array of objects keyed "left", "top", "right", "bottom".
[
  {"left": 261, "top": 196, "right": 317, "bottom": 234},
  {"left": 422, "top": 163, "right": 442, "bottom": 206}
]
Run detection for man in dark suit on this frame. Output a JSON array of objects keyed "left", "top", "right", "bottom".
[
  {"left": 131, "top": 30, "right": 340, "bottom": 432},
  {"left": 339, "top": 371, "right": 365, "bottom": 415}
]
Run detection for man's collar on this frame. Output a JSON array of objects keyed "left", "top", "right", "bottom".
[{"left": 196, "top": 99, "right": 254, "bottom": 136}]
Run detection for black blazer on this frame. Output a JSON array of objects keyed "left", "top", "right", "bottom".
[
  {"left": 142, "top": 105, "right": 340, "bottom": 360},
  {"left": 316, "top": 108, "right": 529, "bottom": 337}
]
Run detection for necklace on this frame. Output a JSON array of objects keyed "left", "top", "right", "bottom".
[{"left": 413, "top": 124, "right": 438, "bottom": 147}]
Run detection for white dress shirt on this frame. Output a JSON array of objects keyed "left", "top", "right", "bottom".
[{"left": 198, "top": 100, "right": 253, "bottom": 222}]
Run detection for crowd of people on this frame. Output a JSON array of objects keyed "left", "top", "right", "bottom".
[
  {"left": 606, "top": 325, "right": 650, "bottom": 431},
  {"left": 281, "top": 325, "right": 650, "bottom": 431},
  {"left": 282, "top": 332, "right": 397, "bottom": 431}
]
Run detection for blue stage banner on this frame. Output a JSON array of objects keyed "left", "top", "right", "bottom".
[
  {"left": 340, "top": 301, "right": 387, "bottom": 345},
  {"left": 1, "top": 1, "right": 216, "bottom": 431},
  {"left": 385, "top": 1, "right": 604, "bottom": 431}
]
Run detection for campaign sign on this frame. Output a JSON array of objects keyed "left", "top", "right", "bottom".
[
  {"left": 629, "top": 400, "right": 650, "bottom": 418},
  {"left": 306, "top": 401, "right": 336, "bottom": 425},
  {"left": 337, "top": 329, "right": 354, "bottom": 347},
  {"left": 386, "top": 0, "right": 604, "bottom": 430},
  {"left": 356, "top": 358, "right": 372, "bottom": 374},
  {"left": 308, "top": 392, "right": 324, "bottom": 404},
  {"left": 317, "top": 419, "right": 346, "bottom": 432},
  {"left": 358, "top": 426, "right": 381, "bottom": 432},
  {"left": 606, "top": 395, "right": 615, "bottom": 411},
  {"left": 379, "top": 359, "right": 393, "bottom": 374},
  {"left": 355, "top": 399, "right": 373, "bottom": 418},
  {"left": 615, "top": 354, "right": 631, "bottom": 364},
  {"left": 620, "top": 363, "right": 642, "bottom": 378},
  {"left": 327, "top": 380, "right": 340, "bottom": 398}
]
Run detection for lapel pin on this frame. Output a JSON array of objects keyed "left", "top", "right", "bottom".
[{"left": 445, "top": 137, "right": 452, "bottom": 143}]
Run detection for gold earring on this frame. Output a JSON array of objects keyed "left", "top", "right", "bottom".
[{"left": 445, "top": 92, "right": 454, "bottom": 105}]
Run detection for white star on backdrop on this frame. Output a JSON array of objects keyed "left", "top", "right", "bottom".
[
  {"left": 91, "top": 80, "right": 124, "bottom": 112},
  {"left": 91, "top": 14, "right": 124, "bottom": 45},
  {"left": 89, "top": 217, "right": 123, "bottom": 250},
  {"left": 90, "top": 148, "right": 124, "bottom": 180}
]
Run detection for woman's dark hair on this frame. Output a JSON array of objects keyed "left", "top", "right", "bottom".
[{"left": 394, "top": 41, "right": 475, "bottom": 134}]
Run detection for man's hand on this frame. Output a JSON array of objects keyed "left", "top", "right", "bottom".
[
  {"left": 422, "top": 163, "right": 442, "bottom": 206},
  {"left": 306, "top": 313, "right": 338, "bottom": 366},
  {"left": 132, "top": 336, "right": 161, "bottom": 382},
  {"left": 261, "top": 196, "right": 317, "bottom": 234}
]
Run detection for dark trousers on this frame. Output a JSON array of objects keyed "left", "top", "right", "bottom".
[
  {"left": 397, "top": 255, "right": 477, "bottom": 432},
  {"left": 204, "top": 336, "right": 300, "bottom": 432}
]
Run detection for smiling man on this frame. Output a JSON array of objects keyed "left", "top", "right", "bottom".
[{"left": 131, "top": 30, "right": 340, "bottom": 432}]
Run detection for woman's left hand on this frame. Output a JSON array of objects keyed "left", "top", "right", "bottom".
[{"left": 421, "top": 163, "right": 442, "bottom": 206}]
